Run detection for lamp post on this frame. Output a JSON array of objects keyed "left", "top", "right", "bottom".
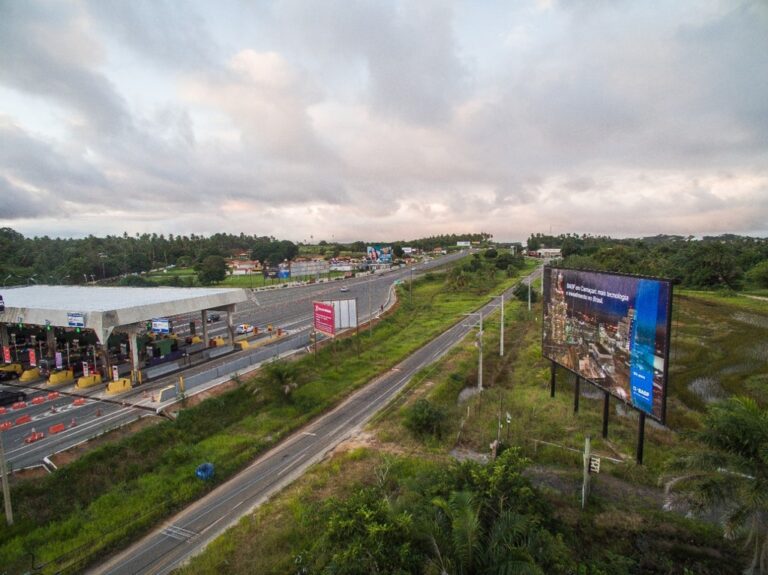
[
  {"left": 465, "top": 311, "right": 484, "bottom": 391},
  {"left": 98, "top": 253, "right": 107, "bottom": 280},
  {"left": 409, "top": 267, "right": 414, "bottom": 306},
  {"left": 499, "top": 293, "right": 504, "bottom": 357}
]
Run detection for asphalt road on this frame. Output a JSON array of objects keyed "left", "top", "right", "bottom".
[
  {"left": 88, "top": 270, "right": 529, "bottom": 575},
  {"left": 1, "top": 253, "right": 468, "bottom": 469}
]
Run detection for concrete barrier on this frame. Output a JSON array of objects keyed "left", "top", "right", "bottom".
[
  {"left": 145, "top": 361, "right": 181, "bottom": 380},
  {"left": 48, "top": 369, "right": 74, "bottom": 386},
  {"left": 107, "top": 378, "right": 133, "bottom": 395},
  {"left": 19, "top": 367, "right": 40, "bottom": 382},
  {"left": 76, "top": 374, "right": 103, "bottom": 389},
  {"left": 158, "top": 385, "right": 177, "bottom": 402}
]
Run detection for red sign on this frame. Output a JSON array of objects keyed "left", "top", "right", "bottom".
[
  {"left": 29, "top": 349, "right": 37, "bottom": 367},
  {"left": 2, "top": 346, "right": 10, "bottom": 363},
  {"left": 313, "top": 301, "right": 335, "bottom": 336}
]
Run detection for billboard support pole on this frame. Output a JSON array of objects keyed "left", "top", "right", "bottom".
[
  {"left": 549, "top": 362, "right": 556, "bottom": 398},
  {"left": 573, "top": 375, "right": 580, "bottom": 413},
  {"left": 499, "top": 294, "right": 504, "bottom": 357},
  {"left": 636, "top": 412, "right": 646, "bottom": 465},
  {"left": 602, "top": 392, "right": 610, "bottom": 438}
]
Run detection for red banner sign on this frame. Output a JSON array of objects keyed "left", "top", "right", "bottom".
[
  {"left": 313, "top": 301, "right": 335, "bottom": 336},
  {"left": 29, "top": 349, "right": 37, "bottom": 367},
  {"left": 3, "top": 346, "right": 10, "bottom": 363}
]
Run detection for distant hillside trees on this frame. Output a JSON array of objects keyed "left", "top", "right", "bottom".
[{"left": 528, "top": 233, "right": 768, "bottom": 291}]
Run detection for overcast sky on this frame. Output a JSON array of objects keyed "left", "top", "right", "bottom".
[{"left": 1, "top": 0, "right": 766, "bottom": 242}]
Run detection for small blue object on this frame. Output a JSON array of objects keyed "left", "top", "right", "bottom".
[{"left": 195, "top": 462, "right": 215, "bottom": 481}]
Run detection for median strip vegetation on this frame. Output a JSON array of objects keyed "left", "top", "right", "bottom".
[{"left": 0, "top": 254, "right": 534, "bottom": 574}]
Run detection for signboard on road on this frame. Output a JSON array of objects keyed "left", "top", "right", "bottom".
[
  {"left": 55, "top": 352, "right": 63, "bottom": 369},
  {"left": 3, "top": 346, "right": 10, "bottom": 363},
  {"left": 67, "top": 312, "right": 85, "bottom": 328},
  {"left": 151, "top": 318, "right": 171, "bottom": 334},
  {"left": 313, "top": 302, "right": 335, "bottom": 336}
]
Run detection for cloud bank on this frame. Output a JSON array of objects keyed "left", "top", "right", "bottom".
[{"left": 0, "top": 0, "right": 766, "bottom": 241}]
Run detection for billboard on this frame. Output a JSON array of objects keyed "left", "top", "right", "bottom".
[
  {"left": 542, "top": 267, "right": 672, "bottom": 423},
  {"left": 151, "top": 318, "right": 171, "bottom": 334},
  {"left": 313, "top": 302, "right": 335, "bottom": 335},
  {"left": 327, "top": 299, "right": 358, "bottom": 330},
  {"left": 367, "top": 245, "right": 392, "bottom": 264}
]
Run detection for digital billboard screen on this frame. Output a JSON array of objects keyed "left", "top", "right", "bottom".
[
  {"left": 542, "top": 267, "right": 672, "bottom": 423},
  {"left": 367, "top": 245, "right": 392, "bottom": 264}
]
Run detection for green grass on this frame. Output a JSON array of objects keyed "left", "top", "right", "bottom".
[{"left": 0, "top": 258, "right": 534, "bottom": 574}]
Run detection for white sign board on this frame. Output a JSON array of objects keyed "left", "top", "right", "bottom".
[
  {"left": 67, "top": 313, "right": 85, "bottom": 328},
  {"left": 323, "top": 299, "right": 358, "bottom": 330},
  {"left": 151, "top": 318, "right": 171, "bottom": 334}
]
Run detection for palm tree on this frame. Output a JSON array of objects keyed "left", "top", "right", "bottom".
[
  {"left": 257, "top": 360, "right": 300, "bottom": 402},
  {"left": 668, "top": 397, "right": 768, "bottom": 574}
]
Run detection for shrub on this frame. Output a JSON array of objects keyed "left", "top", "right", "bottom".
[{"left": 404, "top": 399, "right": 445, "bottom": 439}]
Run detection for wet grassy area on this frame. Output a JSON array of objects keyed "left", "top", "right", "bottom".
[{"left": 667, "top": 292, "right": 768, "bottom": 429}]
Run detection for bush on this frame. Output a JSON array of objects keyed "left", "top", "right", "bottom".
[
  {"left": 404, "top": 399, "right": 445, "bottom": 439},
  {"left": 513, "top": 282, "right": 538, "bottom": 303}
]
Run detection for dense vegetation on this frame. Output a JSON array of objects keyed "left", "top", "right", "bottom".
[
  {"left": 0, "top": 228, "right": 491, "bottom": 287},
  {"left": 527, "top": 233, "right": 768, "bottom": 291}
]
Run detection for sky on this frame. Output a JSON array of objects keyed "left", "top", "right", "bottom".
[{"left": 0, "top": 0, "right": 767, "bottom": 243}]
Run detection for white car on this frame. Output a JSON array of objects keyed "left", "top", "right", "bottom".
[
  {"left": 340, "top": 286, "right": 349, "bottom": 293},
  {"left": 235, "top": 323, "right": 254, "bottom": 335}
]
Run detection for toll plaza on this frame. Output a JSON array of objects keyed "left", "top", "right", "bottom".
[{"left": 0, "top": 285, "right": 248, "bottom": 386}]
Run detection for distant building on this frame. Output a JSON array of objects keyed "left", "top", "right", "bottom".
[{"left": 226, "top": 259, "right": 260, "bottom": 276}]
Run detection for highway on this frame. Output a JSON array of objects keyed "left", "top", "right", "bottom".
[
  {"left": 1, "top": 252, "right": 468, "bottom": 469},
  {"left": 88, "top": 269, "right": 530, "bottom": 575}
]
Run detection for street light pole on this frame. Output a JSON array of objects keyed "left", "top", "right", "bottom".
[
  {"left": 465, "top": 311, "right": 484, "bottom": 391},
  {"left": 499, "top": 294, "right": 504, "bottom": 357}
]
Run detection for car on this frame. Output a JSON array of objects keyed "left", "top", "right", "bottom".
[
  {"left": 340, "top": 286, "right": 349, "bottom": 293},
  {"left": 235, "top": 323, "right": 254, "bottom": 335},
  {"left": 207, "top": 313, "right": 221, "bottom": 323},
  {"left": 0, "top": 389, "right": 27, "bottom": 407}
]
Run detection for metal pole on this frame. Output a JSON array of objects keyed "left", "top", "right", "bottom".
[
  {"left": 478, "top": 312, "right": 483, "bottom": 391},
  {"left": 581, "top": 435, "right": 591, "bottom": 509},
  {"left": 602, "top": 391, "right": 610, "bottom": 438},
  {"left": 0, "top": 432, "right": 13, "bottom": 525},
  {"left": 368, "top": 274, "right": 372, "bottom": 337},
  {"left": 636, "top": 412, "right": 646, "bottom": 465},
  {"left": 499, "top": 294, "right": 504, "bottom": 357},
  {"left": 409, "top": 268, "right": 413, "bottom": 306},
  {"left": 528, "top": 277, "right": 531, "bottom": 312},
  {"left": 550, "top": 361, "right": 556, "bottom": 397},
  {"left": 573, "top": 375, "right": 580, "bottom": 413}
]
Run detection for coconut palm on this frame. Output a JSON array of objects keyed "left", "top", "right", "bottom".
[
  {"left": 259, "top": 360, "right": 300, "bottom": 401},
  {"left": 668, "top": 397, "right": 768, "bottom": 574}
]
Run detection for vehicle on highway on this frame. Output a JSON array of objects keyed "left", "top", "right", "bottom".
[
  {"left": 340, "top": 286, "right": 349, "bottom": 292},
  {"left": 235, "top": 323, "right": 254, "bottom": 335},
  {"left": 0, "top": 389, "right": 27, "bottom": 407},
  {"left": 207, "top": 313, "right": 220, "bottom": 323},
  {"left": 0, "top": 363, "right": 23, "bottom": 380}
]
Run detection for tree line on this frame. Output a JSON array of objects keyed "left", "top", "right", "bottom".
[
  {"left": 528, "top": 233, "right": 768, "bottom": 290},
  {"left": 0, "top": 228, "right": 493, "bottom": 286}
]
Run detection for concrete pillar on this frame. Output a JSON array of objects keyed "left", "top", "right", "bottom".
[
  {"left": 225, "top": 305, "right": 235, "bottom": 344},
  {"left": 201, "top": 311, "right": 209, "bottom": 345},
  {"left": 0, "top": 325, "right": 8, "bottom": 349},
  {"left": 46, "top": 329, "right": 56, "bottom": 358},
  {"left": 129, "top": 331, "right": 141, "bottom": 383}
]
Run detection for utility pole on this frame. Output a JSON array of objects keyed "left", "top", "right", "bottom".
[
  {"left": 409, "top": 267, "right": 413, "bottom": 306},
  {"left": 368, "top": 273, "right": 373, "bottom": 336},
  {"left": 499, "top": 293, "right": 504, "bottom": 357},
  {"left": 0, "top": 432, "right": 13, "bottom": 525},
  {"left": 527, "top": 277, "right": 531, "bottom": 312},
  {"left": 464, "top": 311, "right": 484, "bottom": 391}
]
